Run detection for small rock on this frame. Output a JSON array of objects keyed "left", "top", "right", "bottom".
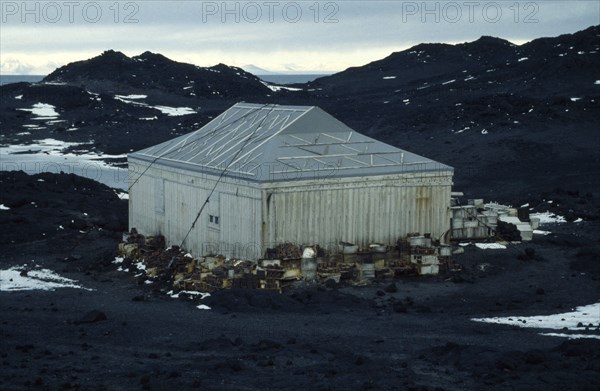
[
  {"left": 393, "top": 302, "right": 407, "bottom": 313},
  {"left": 525, "top": 247, "right": 536, "bottom": 259},
  {"left": 324, "top": 278, "right": 338, "bottom": 289},
  {"left": 76, "top": 310, "right": 107, "bottom": 324},
  {"left": 535, "top": 287, "right": 545, "bottom": 295}
]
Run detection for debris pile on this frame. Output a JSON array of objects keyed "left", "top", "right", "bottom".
[
  {"left": 451, "top": 198, "right": 540, "bottom": 242},
  {"left": 116, "top": 229, "right": 461, "bottom": 295}
]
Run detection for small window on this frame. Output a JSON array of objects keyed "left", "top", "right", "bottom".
[
  {"left": 209, "top": 215, "right": 220, "bottom": 225},
  {"left": 214, "top": 216, "right": 220, "bottom": 224},
  {"left": 209, "top": 215, "right": 214, "bottom": 223}
]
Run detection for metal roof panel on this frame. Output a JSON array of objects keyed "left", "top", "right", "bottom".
[{"left": 130, "top": 103, "right": 453, "bottom": 182}]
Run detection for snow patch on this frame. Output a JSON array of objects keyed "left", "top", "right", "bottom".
[
  {"left": 115, "top": 94, "right": 147, "bottom": 100},
  {"left": 533, "top": 230, "right": 551, "bottom": 235},
  {"left": 260, "top": 81, "right": 302, "bottom": 92},
  {"left": 382, "top": 76, "right": 397, "bottom": 80},
  {"left": 570, "top": 97, "right": 582, "bottom": 102},
  {"left": 15, "top": 95, "right": 23, "bottom": 100},
  {"left": 17, "top": 103, "right": 59, "bottom": 119},
  {"left": 0, "top": 265, "right": 91, "bottom": 291},
  {"left": 2, "top": 138, "right": 82, "bottom": 155},
  {"left": 517, "top": 57, "right": 529, "bottom": 62},
  {"left": 475, "top": 243, "right": 506, "bottom": 250},
  {"left": 0, "top": 204, "right": 10, "bottom": 210},
  {"left": 442, "top": 79, "right": 456, "bottom": 85},
  {"left": 114, "top": 95, "right": 195, "bottom": 116},
  {"left": 530, "top": 212, "right": 566, "bottom": 224},
  {"left": 134, "top": 261, "right": 146, "bottom": 271},
  {"left": 168, "top": 290, "right": 211, "bottom": 300},
  {"left": 539, "top": 333, "right": 600, "bottom": 340},
  {"left": 472, "top": 303, "right": 600, "bottom": 339},
  {"left": 153, "top": 106, "right": 196, "bottom": 116}
]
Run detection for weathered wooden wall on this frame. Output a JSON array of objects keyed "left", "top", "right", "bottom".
[
  {"left": 129, "top": 158, "right": 452, "bottom": 259},
  {"left": 263, "top": 172, "right": 453, "bottom": 253}
]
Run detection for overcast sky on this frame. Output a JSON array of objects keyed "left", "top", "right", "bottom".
[{"left": 1, "top": 0, "right": 598, "bottom": 74}]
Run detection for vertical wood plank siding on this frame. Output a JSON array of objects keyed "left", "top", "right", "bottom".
[
  {"left": 263, "top": 172, "right": 453, "bottom": 254},
  {"left": 129, "top": 158, "right": 262, "bottom": 259},
  {"left": 129, "top": 157, "right": 452, "bottom": 259}
]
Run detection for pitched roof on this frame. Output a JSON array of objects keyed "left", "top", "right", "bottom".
[{"left": 129, "top": 103, "right": 453, "bottom": 182}]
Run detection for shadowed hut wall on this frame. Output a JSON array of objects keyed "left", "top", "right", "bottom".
[{"left": 262, "top": 171, "right": 453, "bottom": 252}]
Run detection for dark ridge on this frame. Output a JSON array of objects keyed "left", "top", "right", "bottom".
[{"left": 43, "top": 50, "right": 271, "bottom": 98}]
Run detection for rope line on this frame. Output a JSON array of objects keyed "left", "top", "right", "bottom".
[
  {"left": 121, "top": 103, "right": 271, "bottom": 199},
  {"left": 178, "top": 104, "right": 277, "bottom": 249}
]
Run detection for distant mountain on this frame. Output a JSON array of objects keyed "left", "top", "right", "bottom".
[
  {"left": 45, "top": 50, "right": 271, "bottom": 99},
  {"left": 2, "top": 26, "right": 599, "bottom": 202},
  {"left": 241, "top": 64, "right": 275, "bottom": 75}
]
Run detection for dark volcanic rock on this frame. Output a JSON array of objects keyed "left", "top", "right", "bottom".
[
  {"left": 44, "top": 50, "right": 271, "bottom": 99},
  {"left": 76, "top": 310, "right": 107, "bottom": 324},
  {"left": 0, "top": 171, "right": 127, "bottom": 245},
  {"left": 1, "top": 160, "right": 600, "bottom": 391}
]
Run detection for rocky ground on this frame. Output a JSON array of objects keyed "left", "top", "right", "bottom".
[{"left": 1, "top": 171, "right": 599, "bottom": 390}]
